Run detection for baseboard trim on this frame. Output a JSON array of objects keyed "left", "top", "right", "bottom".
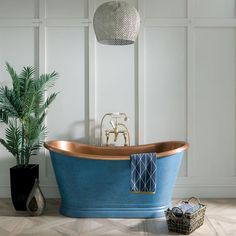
[
  {"left": 1, "top": 184, "right": 236, "bottom": 198},
  {"left": 0, "top": 185, "right": 60, "bottom": 198},
  {"left": 174, "top": 184, "right": 236, "bottom": 198}
]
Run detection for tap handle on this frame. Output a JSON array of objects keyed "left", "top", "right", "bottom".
[{"left": 110, "top": 120, "right": 115, "bottom": 129}]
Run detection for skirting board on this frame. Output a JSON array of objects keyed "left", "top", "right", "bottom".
[
  {"left": 0, "top": 184, "right": 236, "bottom": 198},
  {"left": 0, "top": 185, "right": 60, "bottom": 198},
  {"left": 173, "top": 184, "right": 236, "bottom": 198}
]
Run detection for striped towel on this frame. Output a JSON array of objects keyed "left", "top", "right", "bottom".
[{"left": 130, "top": 153, "right": 157, "bottom": 194}]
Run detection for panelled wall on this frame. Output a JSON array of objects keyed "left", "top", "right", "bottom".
[{"left": 0, "top": 0, "right": 235, "bottom": 197}]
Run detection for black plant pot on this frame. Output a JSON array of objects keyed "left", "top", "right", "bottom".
[{"left": 10, "top": 164, "right": 39, "bottom": 211}]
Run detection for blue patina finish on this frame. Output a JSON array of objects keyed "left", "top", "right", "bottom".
[{"left": 49, "top": 150, "right": 184, "bottom": 218}]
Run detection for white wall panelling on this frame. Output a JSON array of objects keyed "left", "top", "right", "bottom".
[
  {"left": 0, "top": 0, "right": 36, "bottom": 18},
  {"left": 144, "top": 27, "right": 187, "bottom": 144},
  {"left": 194, "top": 28, "right": 236, "bottom": 178},
  {"left": 145, "top": 0, "right": 187, "bottom": 18},
  {"left": 88, "top": 0, "right": 96, "bottom": 145},
  {"left": 0, "top": 0, "right": 236, "bottom": 197},
  {"left": 137, "top": 0, "right": 145, "bottom": 145},
  {"left": 193, "top": 0, "right": 235, "bottom": 18},
  {"left": 45, "top": 0, "right": 88, "bottom": 18},
  {"left": 144, "top": 27, "right": 187, "bottom": 177},
  {"left": 46, "top": 27, "right": 87, "bottom": 141}
]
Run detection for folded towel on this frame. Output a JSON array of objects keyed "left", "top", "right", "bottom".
[
  {"left": 173, "top": 203, "right": 201, "bottom": 217},
  {"left": 130, "top": 152, "right": 157, "bottom": 194}
]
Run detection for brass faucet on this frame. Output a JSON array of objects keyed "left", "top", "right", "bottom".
[{"left": 99, "top": 112, "right": 130, "bottom": 146}]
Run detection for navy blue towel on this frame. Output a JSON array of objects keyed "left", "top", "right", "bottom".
[{"left": 130, "top": 153, "right": 157, "bottom": 193}]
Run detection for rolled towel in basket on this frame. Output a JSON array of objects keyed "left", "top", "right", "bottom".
[
  {"left": 173, "top": 197, "right": 202, "bottom": 216},
  {"left": 130, "top": 152, "right": 157, "bottom": 194}
]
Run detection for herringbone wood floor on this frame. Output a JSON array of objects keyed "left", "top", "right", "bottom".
[{"left": 0, "top": 198, "right": 235, "bottom": 235}]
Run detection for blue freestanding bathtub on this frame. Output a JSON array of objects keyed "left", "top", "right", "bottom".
[{"left": 44, "top": 140, "right": 188, "bottom": 218}]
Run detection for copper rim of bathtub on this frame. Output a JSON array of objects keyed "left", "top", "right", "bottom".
[{"left": 44, "top": 141, "right": 189, "bottom": 160}]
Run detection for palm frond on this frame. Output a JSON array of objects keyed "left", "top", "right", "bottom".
[
  {"left": 19, "top": 66, "right": 35, "bottom": 98},
  {"left": 29, "top": 90, "right": 45, "bottom": 115},
  {"left": 38, "top": 112, "right": 46, "bottom": 124},
  {"left": 19, "top": 66, "right": 35, "bottom": 80},
  {"left": 17, "top": 67, "right": 39, "bottom": 118},
  {"left": 38, "top": 92, "right": 58, "bottom": 115},
  {"left": 21, "top": 89, "right": 39, "bottom": 118},
  {"left": 0, "top": 121, "right": 21, "bottom": 159},
  {"left": 24, "top": 117, "right": 47, "bottom": 143},
  {"left": 30, "top": 143, "right": 44, "bottom": 156},
  {"left": 0, "top": 109, "right": 8, "bottom": 124},
  {"left": 34, "top": 71, "right": 58, "bottom": 91},
  {"left": 24, "top": 121, "right": 47, "bottom": 165},
  {"left": 0, "top": 86, "right": 19, "bottom": 118},
  {"left": 5, "top": 62, "right": 20, "bottom": 97}
]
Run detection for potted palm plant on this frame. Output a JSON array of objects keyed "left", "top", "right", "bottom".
[{"left": 0, "top": 63, "right": 58, "bottom": 210}]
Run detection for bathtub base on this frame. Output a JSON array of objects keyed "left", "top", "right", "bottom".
[{"left": 59, "top": 204, "right": 171, "bottom": 218}]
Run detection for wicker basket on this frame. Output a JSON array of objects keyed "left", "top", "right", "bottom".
[{"left": 165, "top": 197, "right": 207, "bottom": 235}]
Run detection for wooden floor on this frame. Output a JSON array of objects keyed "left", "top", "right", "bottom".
[{"left": 0, "top": 199, "right": 235, "bottom": 235}]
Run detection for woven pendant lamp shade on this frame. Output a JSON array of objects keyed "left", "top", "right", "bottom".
[{"left": 93, "top": 1, "right": 140, "bottom": 45}]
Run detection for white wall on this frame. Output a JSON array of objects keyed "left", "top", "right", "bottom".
[{"left": 0, "top": 0, "right": 235, "bottom": 198}]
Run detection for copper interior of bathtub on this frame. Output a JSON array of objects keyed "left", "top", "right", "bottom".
[{"left": 44, "top": 141, "right": 189, "bottom": 160}]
